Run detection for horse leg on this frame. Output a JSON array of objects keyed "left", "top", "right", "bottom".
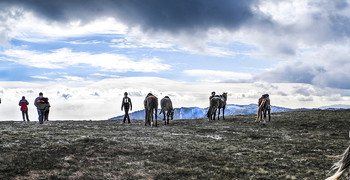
[
  {"left": 213, "top": 109, "right": 217, "bottom": 120},
  {"left": 223, "top": 107, "right": 225, "bottom": 120},
  {"left": 217, "top": 108, "right": 220, "bottom": 120},
  {"left": 150, "top": 109, "right": 154, "bottom": 127},
  {"left": 166, "top": 112, "right": 169, "bottom": 125},
  {"left": 155, "top": 108, "right": 158, "bottom": 127},
  {"left": 145, "top": 110, "right": 148, "bottom": 126},
  {"left": 164, "top": 111, "right": 167, "bottom": 125},
  {"left": 263, "top": 110, "right": 267, "bottom": 125},
  {"left": 163, "top": 111, "right": 166, "bottom": 120},
  {"left": 268, "top": 109, "right": 271, "bottom": 122}
]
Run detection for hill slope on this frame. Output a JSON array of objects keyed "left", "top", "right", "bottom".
[{"left": 1, "top": 110, "right": 349, "bottom": 179}]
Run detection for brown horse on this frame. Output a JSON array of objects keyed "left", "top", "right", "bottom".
[
  {"left": 144, "top": 94, "right": 158, "bottom": 127},
  {"left": 256, "top": 94, "right": 271, "bottom": 124}
]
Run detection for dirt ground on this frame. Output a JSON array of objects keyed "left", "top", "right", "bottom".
[{"left": 1, "top": 110, "right": 350, "bottom": 179}]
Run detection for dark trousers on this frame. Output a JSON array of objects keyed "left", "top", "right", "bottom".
[
  {"left": 123, "top": 104, "right": 130, "bottom": 123},
  {"left": 22, "top": 111, "right": 29, "bottom": 121},
  {"left": 44, "top": 110, "right": 49, "bottom": 121}
]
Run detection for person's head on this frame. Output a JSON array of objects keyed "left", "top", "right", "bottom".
[
  {"left": 39, "top": 92, "right": 43, "bottom": 98},
  {"left": 124, "top": 92, "right": 128, "bottom": 97},
  {"left": 22, "top": 96, "right": 25, "bottom": 99},
  {"left": 211, "top": 91, "right": 215, "bottom": 95}
]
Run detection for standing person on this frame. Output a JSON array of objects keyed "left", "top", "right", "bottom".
[
  {"left": 34, "top": 92, "right": 46, "bottom": 124},
  {"left": 121, "top": 92, "right": 132, "bottom": 123},
  {"left": 19, "top": 96, "right": 30, "bottom": 121},
  {"left": 209, "top": 91, "right": 216, "bottom": 101},
  {"left": 43, "top": 98, "right": 50, "bottom": 121}
]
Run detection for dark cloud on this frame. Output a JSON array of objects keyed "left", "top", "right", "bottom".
[
  {"left": 0, "top": 0, "right": 262, "bottom": 34},
  {"left": 255, "top": 62, "right": 324, "bottom": 84},
  {"left": 255, "top": 59, "right": 350, "bottom": 90},
  {"left": 297, "top": 96, "right": 313, "bottom": 102},
  {"left": 293, "top": 86, "right": 313, "bottom": 96}
]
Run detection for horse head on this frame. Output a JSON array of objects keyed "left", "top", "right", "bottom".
[{"left": 222, "top": 92, "right": 227, "bottom": 101}]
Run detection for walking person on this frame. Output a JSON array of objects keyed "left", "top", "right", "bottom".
[
  {"left": 19, "top": 96, "right": 30, "bottom": 121},
  {"left": 121, "top": 92, "right": 132, "bottom": 123},
  {"left": 34, "top": 92, "right": 46, "bottom": 124}
]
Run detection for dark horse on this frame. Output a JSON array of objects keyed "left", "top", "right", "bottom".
[
  {"left": 256, "top": 94, "right": 271, "bottom": 124},
  {"left": 144, "top": 93, "right": 158, "bottom": 127},
  {"left": 159, "top": 96, "right": 174, "bottom": 125},
  {"left": 207, "top": 92, "right": 227, "bottom": 120}
]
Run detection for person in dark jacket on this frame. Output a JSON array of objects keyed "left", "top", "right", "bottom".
[
  {"left": 209, "top": 91, "right": 216, "bottom": 101},
  {"left": 43, "top": 98, "right": 50, "bottom": 121},
  {"left": 121, "top": 92, "right": 132, "bottom": 123},
  {"left": 34, "top": 92, "right": 47, "bottom": 124},
  {"left": 19, "top": 96, "right": 30, "bottom": 121}
]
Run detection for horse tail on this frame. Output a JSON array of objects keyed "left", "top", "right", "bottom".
[
  {"left": 256, "top": 98, "right": 267, "bottom": 121},
  {"left": 327, "top": 144, "right": 350, "bottom": 180}
]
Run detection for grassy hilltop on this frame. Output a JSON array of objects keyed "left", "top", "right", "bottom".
[{"left": 1, "top": 110, "right": 350, "bottom": 179}]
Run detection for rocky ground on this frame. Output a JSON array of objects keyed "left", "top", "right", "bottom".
[{"left": 1, "top": 110, "right": 350, "bottom": 179}]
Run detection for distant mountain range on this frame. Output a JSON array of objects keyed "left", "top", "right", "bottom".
[
  {"left": 109, "top": 104, "right": 328, "bottom": 120},
  {"left": 319, "top": 104, "right": 350, "bottom": 110}
]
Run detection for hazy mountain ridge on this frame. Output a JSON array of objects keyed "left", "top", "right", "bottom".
[{"left": 110, "top": 104, "right": 295, "bottom": 120}]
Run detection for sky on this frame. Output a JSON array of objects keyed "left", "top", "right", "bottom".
[{"left": 1, "top": 0, "right": 350, "bottom": 120}]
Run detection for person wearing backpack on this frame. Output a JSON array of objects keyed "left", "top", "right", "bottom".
[
  {"left": 43, "top": 98, "right": 50, "bottom": 121},
  {"left": 121, "top": 92, "right": 132, "bottom": 123},
  {"left": 19, "top": 96, "right": 30, "bottom": 121}
]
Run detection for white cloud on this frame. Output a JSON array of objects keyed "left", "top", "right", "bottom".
[
  {"left": 183, "top": 69, "right": 253, "bottom": 82},
  {"left": 1, "top": 48, "right": 171, "bottom": 73},
  {"left": 30, "top": 76, "right": 50, "bottom": 80},
  {"left": 61, "top": 76, "right": 84, "bottom": 81},
  {"left": 8, "top": 11, "right": 128, "bottom": 42},
  {"left": 91, "top": 73, "right": 120, "bottom": 78}
]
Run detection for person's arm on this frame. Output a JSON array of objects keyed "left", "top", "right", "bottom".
[
  {"left": 34, "top": 98, "right": 38, "bottom": 107},
  {"left": 26, "top": 100, "right": 29, "bottom": 105},
  {"left": 121, "top": 98, "right": 124, "bottom": 111},
  {"left": 129, "top": 98, "right": 132, "bottom": 111},
  {"left": 19, "top": 101, "right": 21, "bottom": 106}
]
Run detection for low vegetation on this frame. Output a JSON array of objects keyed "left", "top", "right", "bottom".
[{"left": 1, "top": 110, "right": 350, "bottom": 179}]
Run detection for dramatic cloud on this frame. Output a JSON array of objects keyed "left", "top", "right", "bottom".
[
  {"left": 0, "top": 0, "right": 261, "bottom": 33},
  {"left": 255, "top": 44, "right": 350, "bottom": 89}
]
